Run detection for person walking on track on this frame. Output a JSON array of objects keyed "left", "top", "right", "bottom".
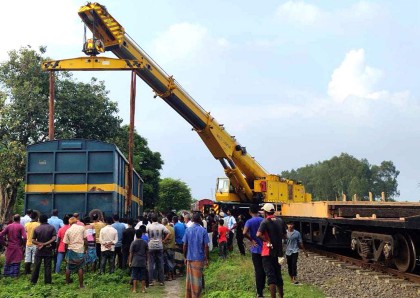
[{"left": 285, "top": 221, "right": 308, "bottom": 285}]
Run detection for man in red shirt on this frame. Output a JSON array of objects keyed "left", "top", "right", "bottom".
[
  {"left": 217, "top": 219, "right": 229, "bottom": 259},
  {"left": 256, "top": 203, "right": 286, "bottom": 298},
  {"left": 55, "top": 214, "right": 71, "bottom": 273}
]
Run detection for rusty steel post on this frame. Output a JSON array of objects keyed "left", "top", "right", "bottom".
[
  {"left": 126, "top": 70, "right": 136, "bottom": 214},
  {"left": 48, "top": 71, "right": 55, "bottom": 140}
]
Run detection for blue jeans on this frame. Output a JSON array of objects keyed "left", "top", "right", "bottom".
[
  {"left": 149, "top": 249, "right": 164, "bottom": 283},
  {"left": 55, "top": 252, "right": 65, "bottom": 273}
]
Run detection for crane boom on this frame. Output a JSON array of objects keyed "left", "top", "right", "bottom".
[{"left": 77, "top": 2, "right": 311, "bottom": 204}]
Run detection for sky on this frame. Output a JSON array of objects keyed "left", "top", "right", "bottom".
[{"left": 1, "top": 0, "right": 419, "bottom": 202}]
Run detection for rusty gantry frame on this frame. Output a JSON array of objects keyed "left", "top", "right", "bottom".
[{"left": 42, "top": 57, "right": 143, "bottom": 214}]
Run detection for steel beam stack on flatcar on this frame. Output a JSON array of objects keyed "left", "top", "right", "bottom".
[
  {"left": 282, "top": 201, "right": 420, "bottom": 272},
  {"left": 25, "top": 139, "right": 143, "bottom": 219}
]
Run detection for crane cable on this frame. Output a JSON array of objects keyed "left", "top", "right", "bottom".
[{"left": 83, "top": 10, "right": 98, "bottom": 55}]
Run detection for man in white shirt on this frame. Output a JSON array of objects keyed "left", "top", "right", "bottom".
[
  {"left": 99, "top": 217, "right": 118, "bottom": 274},
  {"left": 146, "top": 214, "right": 170, "bottom": 285},
  {"left": 184, "top": 214, "right": 193, "bottom": 228},
  {"left": 20, "top": 209, "right": 32, "bottom": 227},
  {"left": 224, "top": 210, "right": 237, "bottom": 251}
]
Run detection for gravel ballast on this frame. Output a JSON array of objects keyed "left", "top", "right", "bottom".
[{"left": 287, "top": 253, "right": 419, "bottom": 298}]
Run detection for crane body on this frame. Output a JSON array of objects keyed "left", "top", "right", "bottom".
[{"left": 44, "top": 2, "right": 311, "bottom": 205}]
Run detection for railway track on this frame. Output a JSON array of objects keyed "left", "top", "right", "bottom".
[{"left": 306, "top": 246, "right": 420, "bottom": 284}]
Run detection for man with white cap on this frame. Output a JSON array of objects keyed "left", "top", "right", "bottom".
[{"left": 256, "top": 203, "right": 286, "bottom": 298}]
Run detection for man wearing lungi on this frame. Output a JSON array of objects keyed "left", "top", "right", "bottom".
[
  {"left": 63, "top": 217, "right": 87, "bottom": 288},
  {"left": 183, "top": 213, "right": 209, "bottom": 298},
  {"left": 0, "top": 214, "right": 27, "bottom": 277}
]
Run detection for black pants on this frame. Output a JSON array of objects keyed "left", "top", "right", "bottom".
[
  {"left": 122, "top": 246, "right": 130, "bottom": 269},
  {"left": 212, "top": 232, "right": 218, "bottom": 248},
  {"left": 262, "top": 255, "right": 283, "bottom": 287},
  {"left": 286, "top": 252, "right": 298, "bottom": 278},
  {"left": 100, "top": 250, "right": 115, "bottom": 274},
  {"left": 219, "top": 241, "right": 227, "bottom": 259},
  {"left": 227, "top": 231, "right": 234, "bottom": 251},
  {"left": 236, "top": 236, "right": 245, "bottom": 255},
  {"left": 115, "top": 246, "right": 123, "bottom": 269},
  {"left": 252, "top": 253, "right": 266, "bottom": 297},
  {"left": 31, "top": 255, "right": 52, "bottom": 284},
  {"left": 96, "top": 243, "right": 102, "bottom": 267}
]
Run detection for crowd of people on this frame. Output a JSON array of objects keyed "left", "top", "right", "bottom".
[{"left": 0, "top": 203, "right": 307, "bottom": 298}]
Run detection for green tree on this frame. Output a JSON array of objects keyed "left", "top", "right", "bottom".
[
  {"left": 55, "top": 77, "right": 122, "bottom": 140},
  {"left": 0, "top": 47, "right": 48, "bottom": 222},
  {"left": 371, "top": 161, "right": 400, "bottom": 201},
  {"left": 0, "top": 139, "right": 26, "bottom": 222},
  {"left": 0, "top": 46, "right": 162, "bottom": 221},
  {"left": 157, "top": 178, "right": 193, "bottom": 212},
  {"left": 112, "top": 126, "right": 164, "bottom": 209},
  {"left": 282, "top": 153, "right": 399, "bottom": 201}
]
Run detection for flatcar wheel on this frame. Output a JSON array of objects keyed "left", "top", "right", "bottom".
[
  {"left": 406, "top": 234, "right": 417, "bottom": 272},
  {"left": 393, "top": 233, "right": 415, "bottom": 272}
]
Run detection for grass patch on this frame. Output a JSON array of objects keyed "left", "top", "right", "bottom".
[
  {"left": 0, "top": 261, "right": 165, "bottom": 298},
  {"left": 0, "top": 250, "right": 324, "bottom": 297},
  {"left": 203, "top": 250, "right": 324, "bottom": 298}
]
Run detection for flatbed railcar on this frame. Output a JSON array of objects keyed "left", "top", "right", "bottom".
[
  {"left": 25, "top": 139, "right": 143, "bottom": 219},
  {"left": 282, "top": 201, "right": 420, "bottom": 273}
]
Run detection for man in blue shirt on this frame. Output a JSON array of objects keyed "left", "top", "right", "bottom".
[
  {"left": 243, "top": 205, "right": 265, "bottom": 298},
  {"left": 182, "top": 213, "right": 209, "bottom": 298},
  {"left": 174, "top": 216, "right": 186, "bottom": 245},
  {"left": 285, "top": 222, "right": 308, "bottom": 285},
  {"left": 47, "top": 209, "right": 63, "bottom": 271},
  {"left": 112, "top": 214, "right": 126, "bottom": 269},
  {"left": 173, "top": 216, "right": 186, "bottom": 277},
  {"left": 47, "top": 209, "right": 63, "bottom": 233}
]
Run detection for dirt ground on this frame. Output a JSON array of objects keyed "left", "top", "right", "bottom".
[{"left": 163, "top": 277, "right": 184, "bottom": 298}]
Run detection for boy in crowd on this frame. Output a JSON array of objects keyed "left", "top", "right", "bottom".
[
  {"left": 129, "top": 229, "right": 148, "bottom": 293},
  {"left": 217, "top": 219, "right": 229, "bottom": 259}
]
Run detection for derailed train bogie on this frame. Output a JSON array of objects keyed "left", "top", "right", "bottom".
[
  {"left": 350, "top": 231, "right": 419, "bottom": 272},
  {"left": 281, "top": 201, "right": 420, "bottom": 273}
]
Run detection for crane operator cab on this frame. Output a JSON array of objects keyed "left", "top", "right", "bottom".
[
  {"left": 83, "top": 38, "right": 105, "bottom": 56},
  {"left": 216, "top": 178, "right": 241, "bottom": 202}
]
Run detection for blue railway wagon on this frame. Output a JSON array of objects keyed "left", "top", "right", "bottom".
[{"left": 25, "top": 139, "right": 143, "bottom": 219}]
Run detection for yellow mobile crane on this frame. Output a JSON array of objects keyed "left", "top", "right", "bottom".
[{"left": 44, "top": 2, "right": 311, "bottom": 206}]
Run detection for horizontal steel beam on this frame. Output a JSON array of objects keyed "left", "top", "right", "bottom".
[{"left": 41, "top": 57, "right": 143, "bottom": 71}]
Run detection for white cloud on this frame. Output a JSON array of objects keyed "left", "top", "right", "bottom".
[
  {"left": 346, "top": 1, "right": 380, "bottom": 19},
  {"left": 275, "top": 1, "right": 383, "bottom": 29},
  {"left": 151, "top": 23, "right": 208, "bottom": 63},
  {"left": 326, "top": 48, "right": 417, "bottom": 120},
  {"left": 0, "top": 0, "right": 81, "bottom": 61},
  {"left": 276, "top": 1, "right": 323, "bottom": 24},
  {"left": 150, "top": 23, "right": 230, "bottom": 65},
  {"left": 211, "top": 47, "right": 417, "bottom": 132},
  {"left": 328, "top": 49, "right": 383, "bottom": 103}
]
